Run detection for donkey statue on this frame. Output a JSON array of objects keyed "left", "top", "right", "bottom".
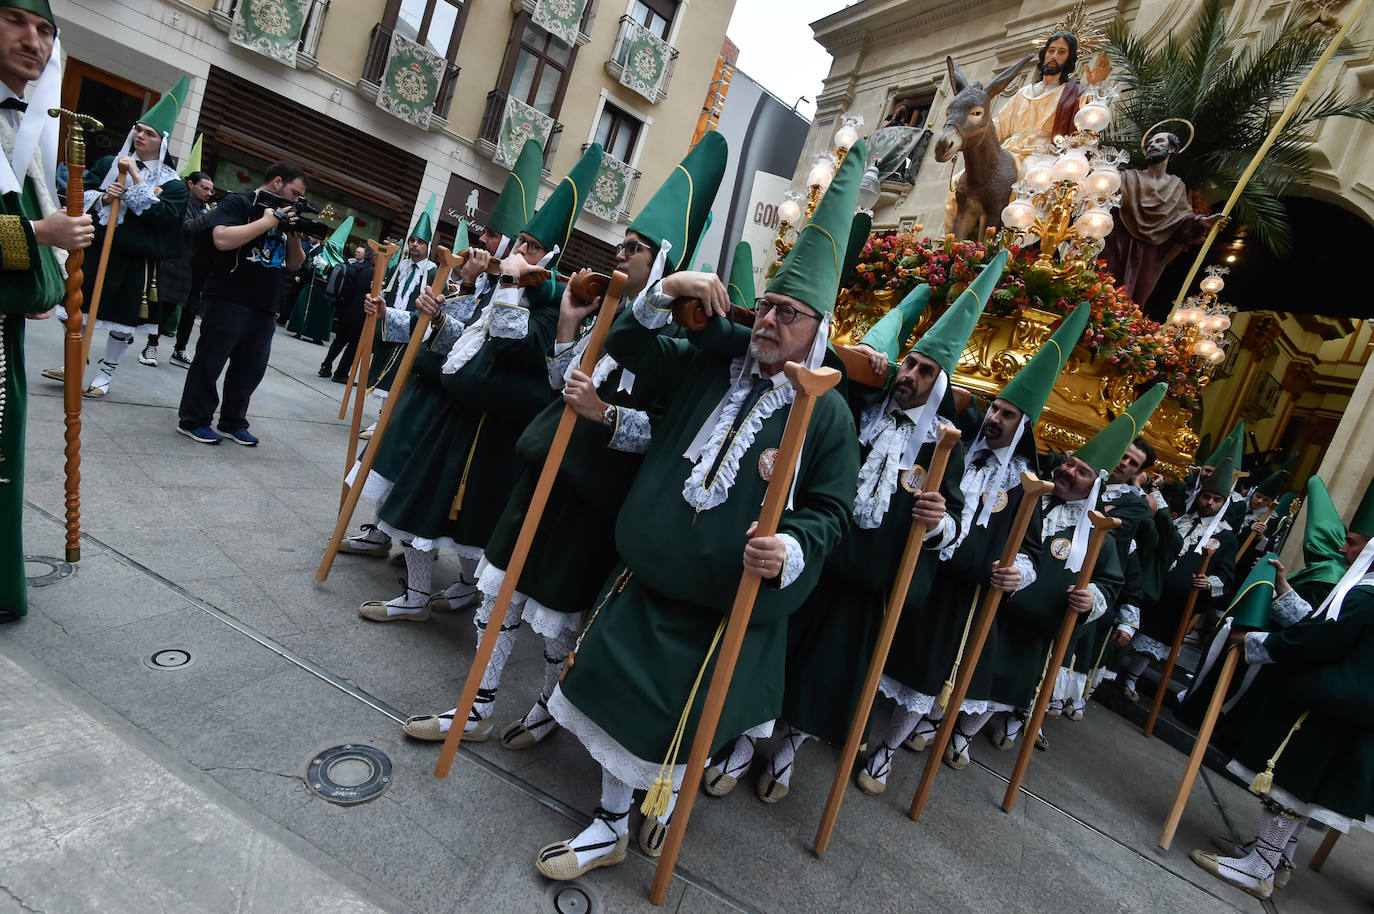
[{"left": 934, "top": 53, "right": 1036, "bottom": 240}]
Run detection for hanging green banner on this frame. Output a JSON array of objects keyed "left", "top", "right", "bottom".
[
  {"left": 583, "top": 152, "right": 636, "bottom": 223},
  {"left": 495, "top": 96, "right": 554, "bottom": 169},
  {"left": 618, "top": 19, "right": 672, "bottom": 102},
  {"left": 531, "top": 0, "right": 586, "bottom": 46},
  {"left": 377, "top": 32, "right": 446, "bottom": 129},
  {"left": 229, "top": 0, "right": 310, "bottom": 67}
]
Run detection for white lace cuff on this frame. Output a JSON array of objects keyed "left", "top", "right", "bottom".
[
  {"left": 548, "top": 341, "right": 579, "bottom": 389},
  {"left": 489, "top": 286, "right": 529, "bottom": 339},
  {"left": 776, "top": 533, "right": 804, "bottom": 589},
  {"left": 446, "top": 292, "right": 478, "bottom": 323},
  {"left": 1115, "top": 623, "right": 1137, "bottom": 639},
  {"left": 122, "top": 180, "right": 158, "bottom": 215},
  {"left": 1012, "top": 552, "right": 1037, "bottom": 593},
  {"left": 1244, "top": 631, "right": 1274, "bottom": 665},
  {"left": 632, "top": 281, "right": 675, "bottom": 329},
  {"left": 1270, "top": 589, "right": 1311, "bottom": 628},
  {"left": 1208, "top": 575, "right": 1225, "bottom": 598},
  {"left": 1117, "top": 604, "right": 1141, "bottom": 630},
  {"left": 608, "top": 407, "right": 652, "bottom": 454},
  {"left": 923, "top": 514, "right": 956, "bottom": 549},
  {"left": 1085, "top": 583, "right": 1108, "bottom": 624},
  {"left": 382, "top": 307, "right": 413, "bottom": 342}
]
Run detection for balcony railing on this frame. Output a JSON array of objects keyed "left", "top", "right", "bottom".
[
  {"left": 476, "top": 90, "right": 563, "bottom": 175},
  {"left": 579, "top": 143, "right": 641, "bottom": 224},
  {"left": 211, "top": 0, "right": 329, "bottom": 70},
  {"left": 604, "top": 15, "right": 678, "bottom": 103},
  {"left": 359, "top": 23, "right": 461, "bottom": 130}
]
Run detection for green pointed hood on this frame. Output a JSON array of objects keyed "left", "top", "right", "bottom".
[
  {"left": 910, "top": 249, "right": 1008, "bottom": 376},
  {"left": 998, "top": 300, "right": 1089, "bottom": 424},
  {"left": 1075, "top": 382, "right": 1167, "bottom": 476},
  {"left": 726, "top": 241, "right": 755, "bottom": 311},
  {"left": 488, "top": 140, "right": 544, "bottom": 240},
  {"left": 1289, "top": 477, "right": 1347, "bottom": 588},
  {"left": 1226, "top": 554, "right": 1277, "bottom": 628},
  {"left": 139, "top": 75, "right": 189, "bottom": 139},
  {"left": 178, "top": 134, "right": 203, "bottom": 178},
  {"left": 0, "top": 0, "right": 54, "bottom": 23},
  {"left": 861, "top": 284, "right": 930, "bottom": 364},
  {"left": 522, "top": 142, "right": 603, "bottom": 270},
  {"left": 629, "top": 131, "right": 727, "bottom": 272},
  {"left": 319, "top": 216, "right": 356, "bottom": 269},
  {"left": 452, "top": 217, "right": 469, "bottom": 252},
  {"left": 841, "top": 211, "right": 872, "bottom": 286},
  {"left": 1204, "top": 421, "right": 1245, "bottom": 468},
  {"left": 766, "top": 138, "right": 867, "bottom": 314},
  {"left": 410, "top": 193, "right": 436, "bottom": 244},
  {"left": 1352, "top": 477, "right": 1374, "bottom": 538},
  {"left": 1201, "top": 456, "right": 1236, "bottom": 499},
  {"left": 1253, "top": 468, "right": 1287, "bottom": 499}
]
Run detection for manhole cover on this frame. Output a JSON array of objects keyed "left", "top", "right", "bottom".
[
  {"left": 25, "top": 555, "right": 74, "bottom": 587},
  {"left": 306, "top": 744, "right": 392, "bottom": 805},
  {"left": 544, "top": 881, "right": 601, "bottom": 914},
  {"left": 143, "top": 648, "right": 195, "bottom": 671}
]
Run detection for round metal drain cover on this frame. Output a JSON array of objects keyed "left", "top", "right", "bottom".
[
  {"left": 545, "top": 881, "right": 601, "bottom": 914},
  {"left": 306, "top": 744, "right": 392, "bottom": 805},
  {"left": 25, "top": 555, "right": 74, "bottom": 587},
  {"left": 143, "top": 648, "right": 195, "bottom": 671}
]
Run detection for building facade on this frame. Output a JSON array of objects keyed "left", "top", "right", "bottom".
[{"left": 54, "top": 0, "right": 737, "bottom": 263}]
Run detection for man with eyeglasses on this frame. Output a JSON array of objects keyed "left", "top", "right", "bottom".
[
  {"left": 355, "top": 144, "right": 605, "bottom": 625},
  {"left": 533, "top": 141, "right": 867, "bottom": 882},
  {"left": 400, "top": 135, "right": 728, "bottom": 749}
]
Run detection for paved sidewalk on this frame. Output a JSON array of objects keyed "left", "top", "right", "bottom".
[{"left": 6, "top": 322, "right": 1373, "bottom": 913}]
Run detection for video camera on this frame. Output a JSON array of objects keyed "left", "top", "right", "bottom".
[{"left": 253, "top": 188, "right": 332, "bottom": 239}]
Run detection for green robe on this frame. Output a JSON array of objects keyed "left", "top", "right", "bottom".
[
  {"left": 993, "top": 498, "right": 1124, "bottom": 708},
  {"left": 1067, "top": 487, "right": 1149, "bottom": 678},
  {"left": 557, "top": 308, "right": 860, "bottom": 765},
  {"left": 1139, "top": 516, "right": 1238, "bottom": 646},
  {"left": 368, "top": 259, "right": 435, "bottom": 394},
  {"left": 781, "top": 389, "right": 967, "bottom": 744},
  {"left": 1, "top": 177, "right": 64, "bottom": 618},
  {"left": 286, "top": 267, "right": 333, "bottom": 342},
  {"left": 80, "top": 156, "right": 186, "bottom": 331}
]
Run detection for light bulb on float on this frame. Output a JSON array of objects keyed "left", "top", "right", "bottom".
[
  {"left": 1073, "top": 206, "right": 1114, "bottom": 240},
  {"left": 1200, "top": 274, "right": 1225, "bottom": 294},
  {"left": 807, "top": 151, "right": 837, "bottom": 190},
  {"left": 1051, "top": 150, "right": 1090, "bottom": 184},
  {"left": 1210, "top": 312, "right": 1232, "bottom": 331},
  {"left": 1192, "top": 338, "right": 1218, "bottom": 357},
  {"left": 1073, "top": 102, "right": 1111, "bottom": 132},
  {"left": 1084, "top": 168, "right": 1120, "bottom": 196},
  {"left": 856, "top": 166, "right": 882, "bottom": 213},
  {"left": 834, "top": 123, "right": 859, "bottom": 151},
  {"left": 1024, "top": 156, "right": 1055, "bottom": 191},
  {"left": 778, "top": 198, "right": 802, "bottom": 225},
  {"left": 1001, "top": 197, "right": 1036, "bottom": 230},
  {"left": 1208, "top": 349, "right": 1226, "bottom": 363}
]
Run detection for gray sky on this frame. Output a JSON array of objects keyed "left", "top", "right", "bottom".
[{"left": 724, "top": 0, "right": 853, "bottom": 121}]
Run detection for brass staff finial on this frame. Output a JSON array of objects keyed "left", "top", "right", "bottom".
[{"left": 47, "top": 108, "right": 104, "bottom": 169}]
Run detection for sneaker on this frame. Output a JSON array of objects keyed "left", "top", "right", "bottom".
[
  {"left": 170, "top": 350, "right": 192, "bottom": 368},
  {"left": 330, "top": 373, "right": 348, "bottom": 384},
  {"left": 177, "top": 425, "right": 223, "bottom": 445},
  {"left": 139, "top": 344, "right": 158, "bottom": 366},
  {"left": 318, "top": 364, "right": 332, "bottom": 378},
  {"left": 219, "top": 428, "right": 259, "bottom": 446}
]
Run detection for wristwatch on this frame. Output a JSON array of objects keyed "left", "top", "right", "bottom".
[
  {"left": 602, "top": 404, "right": 617, "bottom": 428},
  {"left": 498, "top": 273, "right": 518, "bottom": 287}
]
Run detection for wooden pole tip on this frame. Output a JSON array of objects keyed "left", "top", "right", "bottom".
[
  {"left": 368, "top": 238, "right": 399, "bottom": 259},
  {"left": 783, "top": 362, "right": 842, "bottom": 397}
]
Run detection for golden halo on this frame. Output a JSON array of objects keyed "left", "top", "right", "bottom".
[
  {"left": 1033, "top": 1, "right": 1107, "bottom": 55},
  {"left": 1142, "top": 118, "right": 1195, "bottom": 154}
]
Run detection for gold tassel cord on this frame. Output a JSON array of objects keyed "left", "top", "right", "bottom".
[
  {"left": 1083, "top": 627, "right": 1114, "bottom": 700},
  {"left": 641, "top": 617, "right": 729, "bottom": 819},
  {"left": 938, "top": 586, "right": 982, "bottom": 712},
  {"left": 449, "top": 413, "right": 487, "bottom": 518},
  {"left": 560, "top": 569, "right": 631, "bottom": 681},
  {"left": 1249, "top": 711, "right": 1308, "bottom": 796}
]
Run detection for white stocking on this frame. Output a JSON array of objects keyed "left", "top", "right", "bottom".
[
  {"left": 558, "top": 769, "right": 632, "bottom": 869},
  {"left": 474, "top": 592, "right": 525, "bottom": 693},
  {"left": 953, "top": 710, "right": 994, "bottom": 757},
  {"left": 766, "top": 723, "right": 814, "bottom": 788},
  {"left": 383, "top": 545, "right": 434, "bottom": 613},
  {"left": 1214, "top": 811, "right": 1304, "bottom": 885},
  {"left": 92, "top": 330, "right": 133, "bottom": 390},
  {"left": 1122, "top": 651, "right": 1149, "bottom": 688},
  {"left": 718, "top": 733, "right": 757, "bottom": 778}
]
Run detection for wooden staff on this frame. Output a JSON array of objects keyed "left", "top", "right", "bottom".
[
  {"left": 1002, "top": 511, "right": 1120, "bottom": 812},
  {"left": 1143, "top": 544, "right": 1217, "bottom": 738},
  {"left": 433, "top": 269, "right": 628, "bottom": 779},
  {"left": 812, "top": 424, "right": 960, "bottom": 855},
  {"left": 48, "top": 108, "right": 102, "bottom": 563},
  {"left": 338, "top": 239, "right": 397, "bottom": 508},
  {"left": 1159, "top": 645, "right": 1239, "bottom": 849},
  {"left": 1309, "top": 826, "right": 1341, "bottom": 872},
  {"left": 908, "top": 471, "right": 1053, "bottom": 821},
  {"left": 648, "top": 361, "right": 841, "bottom": 905},
  {"left": 338, "top": 245, "right": 417, "bottom": 420},
  {"left": 80, "top": 161, "right": 128, "bottom": 371},
  {"left": 1237, "top": 503, "right": 1278, "bottom": 557},
  {"left": 316, "top": 246, "right": 462, "bottom": 581}
]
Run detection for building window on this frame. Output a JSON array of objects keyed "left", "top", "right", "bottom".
[
  {"left": 508, "top": 21, "right": 574, "bottom": 115},
  {"left": 884, "top": 93, "right": 933, "bottom": 129},
  {"left": 629, "top": 0, "right": 677, "bottom": 38},
  {"left": 594, "top": 103, "right": 641, "bottom": 162},
  {"left": 391, "top": 0, "right": 464, "bottom": 59}
]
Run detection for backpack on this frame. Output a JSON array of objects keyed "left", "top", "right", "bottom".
[{"left": 325, "top": 263, "right": 349, "bottom": 297}]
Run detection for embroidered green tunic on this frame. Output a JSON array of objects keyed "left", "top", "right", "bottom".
[
  {"left": 286, "top": 264, "right": 333, "bottom": 342},
  {"left": 553, "top": 308, "right": 859, "bottom": 774}
]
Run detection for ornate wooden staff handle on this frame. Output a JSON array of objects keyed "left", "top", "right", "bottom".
[
  {"left": 672, "top": 297, "right": 755, "bottom": 331},
  {"left": 565, "top": 270, "right": 610, "bottom": 304},
  {"left": 338, "top": 239, "right": 398, "bottom": 421}
]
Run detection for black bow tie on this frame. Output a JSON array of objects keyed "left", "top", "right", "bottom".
[{"left": 0, "top": 98, "right": 27, "bottom": 112}]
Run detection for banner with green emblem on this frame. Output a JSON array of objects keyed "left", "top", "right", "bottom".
[
  {"left": 583, "top": 152, "right": 636, "bottom": 223},
  {"left": 229, "top": 0, "right": 310, "bottom": 67},
  {"left": 618, "top": 19, "right": 672, "bottom": 102},
  {"left": 531, "top": 0, "right": 586, "bottom": 46},
  {"left": 495, "top": 97, "right": 554, "bottom": 169},
  {"left": 376, "top": 32, "right": 446, "bottom": 129}
]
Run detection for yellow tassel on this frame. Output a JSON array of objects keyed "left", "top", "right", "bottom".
[
  {"left": 1249, "top": 711, "right": 1308, "bottom": 797},
  {"left": 558, "top": 652, "right": 575, "bottom": 681},
  {"left": 938, "top": 586, "right": 982, "bottom": 715},
  {"left": 936, "top": 679, "right": 954, "bottom": 713},
  {"left": 561, "top": 570, "right": 631, "bottom": 684},
  {"left": 449, "top": 413, "right": 487, "bottom": 518},
  {"left": 642, "top": 776, "right": 673, "bottom": 818}
]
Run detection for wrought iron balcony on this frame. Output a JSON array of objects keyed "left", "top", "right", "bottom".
[
  {"left": 604, "top": 15, "right": 678, "bottom": 103},
  {"left": 210, "top": 0, "right": 330, "bottom": 70},
  {"left": 579, "top": 143, "right": 641, "bottom": 224},
  {"left": 358, "top": 23, "right": 461, "bottom": 130},
  {"left": 476, "top": 90, "right": 564, "bottom": 176}
]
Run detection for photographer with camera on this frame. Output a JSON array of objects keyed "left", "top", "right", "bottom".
[{"left": 176, "top": 161, "right": 308, "bottom": 445}]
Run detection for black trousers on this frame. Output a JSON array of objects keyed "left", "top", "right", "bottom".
[
  {"left": 322, "top": 315, "right": 362, "bottom": 378},
  {"left": 178, "top": 296, "right": 275, "bottom": 433}
]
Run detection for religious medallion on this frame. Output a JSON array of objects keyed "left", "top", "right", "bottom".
[{"left": 758, "top": 447, "right": 778, "bottom": 482}]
